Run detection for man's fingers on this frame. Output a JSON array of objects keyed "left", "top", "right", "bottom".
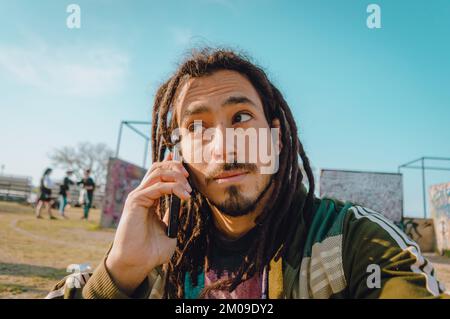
[
  {"left": 138, "top": 164, "right": 188, "bottom": 190},
  {"left": 158, "top": 161, "right": 189, "bottom": 177},
  {"left": 135, "top": 182, "right": 191, "bottom": 204},
  {"left": 142, "top": 161, "right": 189, "bottom": 186},
  {"left": 142, "top": 168, "right": 192, "bottom": 192}
]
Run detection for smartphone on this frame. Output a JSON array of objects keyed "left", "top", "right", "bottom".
[{"left": 167, "top": 145, "right": 181, "bottom": 238}]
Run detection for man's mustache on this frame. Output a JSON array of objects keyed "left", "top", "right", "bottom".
[{"left": 204, "top": 162, "right": 258, "bottom": 184}]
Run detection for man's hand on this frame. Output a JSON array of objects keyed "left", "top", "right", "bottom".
[{"left": 105, "top": 153, "right": 192, "bottom": 295}]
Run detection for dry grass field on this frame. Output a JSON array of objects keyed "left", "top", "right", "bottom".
[{"left": 0, "top": 201, "right": 114, "bottom": 298}]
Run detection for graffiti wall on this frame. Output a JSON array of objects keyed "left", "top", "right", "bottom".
[
  {"left": 101, "top": 158, "right": 147, "bottom": 228},
  {"left": 429, "top": 182, "right": 450, "bottom": 254},
  {"left": 320, "top": 169, "right": 403, "bottom": 222},
  {"left": 402, "top": 218, "right": 436, "bottom": 252}
]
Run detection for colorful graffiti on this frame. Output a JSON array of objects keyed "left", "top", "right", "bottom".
[
  {"left": 401, "top": 218, "right": 436, "bottom": 252},
  {"left": 429, "top": 182, "right": 450, "bottom": 254},
  {"left": 320, "top": 169, "right": 403, "bottom": 222},
  {"left": 101, "top": 158, "right": 146, "bottom": 228}
]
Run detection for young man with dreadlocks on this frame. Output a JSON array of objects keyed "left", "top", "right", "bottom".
[{"left": 48, "top": 48, "right": 447, "bottom": 299}]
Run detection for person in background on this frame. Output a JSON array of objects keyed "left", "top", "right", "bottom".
[
  {"left": 58, "top": 170, "right": 74, "bottom": 219},
  {"left": 77, "top": 169, "right": 95, "bottom": 220},
  {"left": 35, "top": 168, "right": 56, "bottom": 219}
]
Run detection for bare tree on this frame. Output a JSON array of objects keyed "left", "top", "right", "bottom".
[{"left": 49, "top": 142, "right": 113, "bottom": 189}]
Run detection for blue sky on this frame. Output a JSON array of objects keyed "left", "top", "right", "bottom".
[{"left": 0, "top": 0, "right": 449, "bottom": 217}]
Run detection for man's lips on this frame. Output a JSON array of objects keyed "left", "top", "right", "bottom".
[{"left": 212, "top": 170, "right": 249, "bottom": 184}]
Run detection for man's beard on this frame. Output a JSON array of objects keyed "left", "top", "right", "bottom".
[{"left": 208, "top": 175, "right": 273, "bottom": 217}]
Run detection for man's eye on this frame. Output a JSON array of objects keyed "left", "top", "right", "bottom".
[
  {"left": 187, "top": 121, "right": 205, "bottom": 132},
  {"left": 232, "top": 112, "right": 253, "bottom": 124}
]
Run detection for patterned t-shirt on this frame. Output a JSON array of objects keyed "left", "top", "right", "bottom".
[{"left": 203, "top": 224, "right": 264, "bottom": 299}]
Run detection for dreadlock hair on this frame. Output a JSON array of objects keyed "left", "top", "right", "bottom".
[{"left": 151, "top": 47, "right": 316, "bottom": 298}]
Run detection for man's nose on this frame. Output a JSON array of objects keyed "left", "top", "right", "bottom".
[{"left": 210, "top": 125, "right": 235, "bottom": 163}]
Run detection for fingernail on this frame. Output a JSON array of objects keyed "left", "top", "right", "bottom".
[
  {"left": 186, "top": 183, "right": 192, "bottom": 192},
  {"left": 183, "top": 190, "right": 190, "bottom": 197}
]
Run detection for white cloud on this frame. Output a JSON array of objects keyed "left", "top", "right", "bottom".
[{"left": 0, "top": 42, "right": 129, "bottom": 98}]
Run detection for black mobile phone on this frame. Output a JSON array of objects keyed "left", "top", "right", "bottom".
[{"left": 167, "top": 145, "right": 181, "bottom": 238}]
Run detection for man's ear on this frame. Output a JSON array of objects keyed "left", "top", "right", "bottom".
[{"left": 271, "top": 118, "right": 283, "bottom": 153}]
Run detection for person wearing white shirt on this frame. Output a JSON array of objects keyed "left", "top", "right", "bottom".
[{"left": 35, "top": 168, "right": 56, "bottom": 219}]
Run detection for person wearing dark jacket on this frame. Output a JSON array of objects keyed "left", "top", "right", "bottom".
[
  {"left": 58, "top": 170, "right": 74, "bottom": 218},
  {"left": 77, "top": 169, "right": 95, "bottom": 220}
]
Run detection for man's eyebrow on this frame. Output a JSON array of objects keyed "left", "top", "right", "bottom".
[
  {"left": 181, "top": 105, "right": 211, "bottom": 119},
  {"left": 222, "top": 96, "right": 257, "bottom": 108},
  {"left": 180, "top": 96, "right": 258, "bottom": 122}
]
